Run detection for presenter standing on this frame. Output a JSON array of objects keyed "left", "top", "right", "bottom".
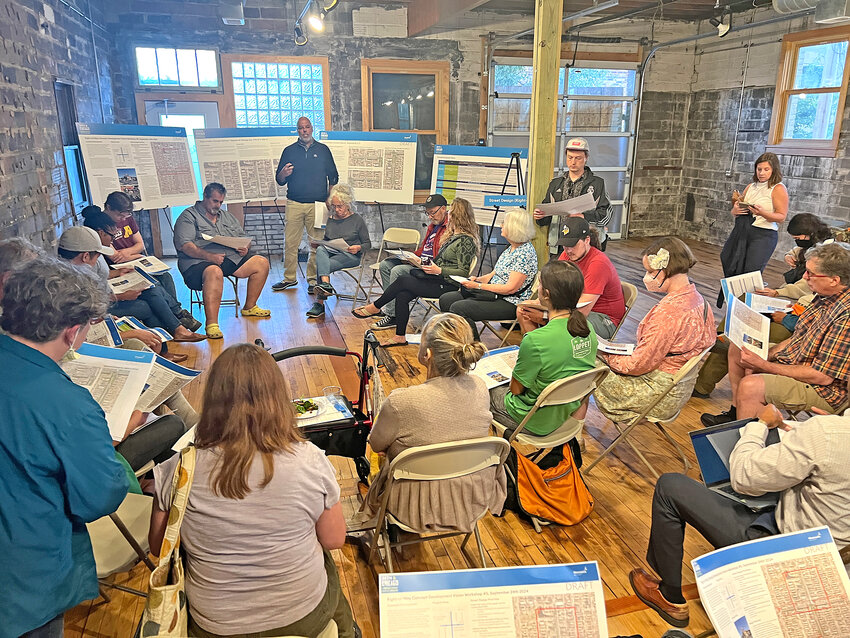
[{"left": 272, "top": 116, "right": 339, "bottom": 293}]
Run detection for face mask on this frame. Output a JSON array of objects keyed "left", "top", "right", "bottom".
[
  {"left": 643, "top": 271, "right": 665, "bottom": 293},
  {"left": 795, "top": 239, "right": 814, "bottom": 249},
  {"left": 64, "top": 327, "right": 83, "bottom": 361}
]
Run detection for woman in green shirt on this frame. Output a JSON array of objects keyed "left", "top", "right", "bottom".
[{"left": 490, "top": 260, "right": 598, "bottom": 437}]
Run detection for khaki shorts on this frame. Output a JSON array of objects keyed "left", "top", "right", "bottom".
[{"left": 761, "top": 374, "right": 846, "bottom": 414}]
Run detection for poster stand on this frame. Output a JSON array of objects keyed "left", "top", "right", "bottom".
[{"left": 479, "top": 152, "right": 524, "bottom": 275}]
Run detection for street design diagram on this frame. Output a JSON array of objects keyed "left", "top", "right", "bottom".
[
  {"left": 151, "top": 141, "right": 194, "bottom": 195},
  {"left": 512, "top": 593, "right": 601, "bottom": 638}
]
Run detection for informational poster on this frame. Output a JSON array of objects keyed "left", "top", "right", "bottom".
[
  {"left": 194, "top": 128, "right": 418, "bottom": 204},
  {"left": 431, "top": 145, "right": 528, "bottom": 227},
  {"left": 76, "top": 123, "right": 196, "bottom": 211},
  {"left": 380, "top": 562, "right": 608, "bottom": 638},
  {"left": 724, "top": 295, "right": 770, "bottom": 359},
  {"left": 692, "top": 527, "right": 850, "bottom": 638}
]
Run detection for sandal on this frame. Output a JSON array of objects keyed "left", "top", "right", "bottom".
[
  {"left": 352, "top": 307, "right": 382, "bottom": 319},
  {"left": 205, "top": 323, "right": 223, "bottom": 339},
  {"left": 241, "top": 305, "right": 271, "bottom": 317},
  {"left": 379, "top": 340, "right": 409, "bottom": 348}
]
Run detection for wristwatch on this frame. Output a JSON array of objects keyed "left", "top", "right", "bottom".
[{"left": 478, "top": 283, "right": 482, "bottom": 290}]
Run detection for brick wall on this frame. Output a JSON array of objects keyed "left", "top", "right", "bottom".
[{"left": 0, "top": 0, "right": 113, "bottom": 245}]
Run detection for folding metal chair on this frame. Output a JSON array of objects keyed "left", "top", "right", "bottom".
[
  {"left": 610, "top": 281, "right": 638, "bottom": 339},
  {"left": 480, "top": 272, "right": 541, "bottom": 347},
  {"left": 189, "top": 275, "right": 240, "bottom": 318},
  {"left": 414, "top": 256, "right": 478, "bottom": 333},
  {"left": 364, "top": 227, "right": 423, "bottom": 304}
]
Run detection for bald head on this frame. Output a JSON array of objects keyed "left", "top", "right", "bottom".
[{"left": 297, "top": 117, "right": 314, "bottom": 144}]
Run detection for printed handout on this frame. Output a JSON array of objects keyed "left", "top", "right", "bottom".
[
  {"left": 314, "top": 201, "right": 329, "bottom": 229},
  {"left": 449, "top": 275, "right": 470, "bottom": 285},
  {"left": 720, "top": 271, "right": 765, "bottom": 300},
  {"left": 86, "top": 317, "right": 124, "bottom": 348},
  {"left": 597, "top": 337, "right": 635, "bottom": 355},
  {"left": 110, "top": 255, "right": 170, "bottom": 275},
  {"left": 692, "top": 527, "right": 850, "bottom": 638},
  {"left": 200, "top": 233, "right": 252, "bottom": 251},
  {"left": 744, "top": 292, "right": 792, "bottom": 314},
  {"left": 469, "top": 346, "right": 519, "bottom": 390},
  {"left": 536, "top": 192, "right": 598, "bottom": 217},
  {"left": 315, "top": 237, "right": 350, "bottom": 253},
  {"left": 135, "top": 355, "right": 201, "bottom": 413},
  {"left": 724, "top": 295, "right": 770, "bottom": 359},
  {"left": 391, "top": 249, "right": 421, "bottom": 267},
  {"left": 109, "top": 269, "right": 156, "bottom": 295},
  {"left": 115, "top": 316, "right": 172, "bottom": 343}
]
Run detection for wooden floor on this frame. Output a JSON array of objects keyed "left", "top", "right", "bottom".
[{"left": 65, "top": 238, "right": 791, "bottom": 638}]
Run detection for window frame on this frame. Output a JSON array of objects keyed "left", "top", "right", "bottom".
[
  {"left": 220, "top": 54, "right": 331, "bottom": 129},
  {"left": 360, "top": 58, "right": 450, "bottom": 202},
  {"left": 767, "top": 25, "right": 850, "bottom": 158},
  {"left": 133, "top": 46, "right": 222, "bottom": 91}
]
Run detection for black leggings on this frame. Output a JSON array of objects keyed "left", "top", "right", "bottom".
[
  {"left": 373, "top": 274, "right": 455, "bottom": 336},
  {"left": 438, "top": 290, "right": 518, "bottom": 340}
]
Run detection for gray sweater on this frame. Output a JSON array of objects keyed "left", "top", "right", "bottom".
[{"left": 323, "top": 213, "right": 371, "bottom": 255}]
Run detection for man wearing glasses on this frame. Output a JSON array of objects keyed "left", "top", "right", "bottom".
[
  {"left": 703, "top": 242, "right": 850, "bottom": 425},
  {"left": 370, "top": 194, "right": 448, "bottom": 331}
]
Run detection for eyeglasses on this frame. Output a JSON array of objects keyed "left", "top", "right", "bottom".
[
  {"left": 804, "top": 269, "right": 832, "bottom": 279},
  {"left": 426, "top": 207, "right": 444, "bottom": 218},
  {"left": 330, "top": 203, "right": 347, "bottom": 211}
]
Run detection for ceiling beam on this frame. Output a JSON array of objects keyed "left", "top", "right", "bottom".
[{"left": 407, "top": 0, "right": 493, "bottom": 37}]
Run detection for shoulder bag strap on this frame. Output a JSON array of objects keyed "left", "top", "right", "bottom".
[{"left": 157, "top": 445, "right": 197, "bottom": 562}]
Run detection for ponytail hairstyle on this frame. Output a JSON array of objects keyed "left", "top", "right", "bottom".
[
  {"left": 787, "top": 213, "right": 831, "bottom": 244},
  {"left": 82, "top": 205, "right": 118, "bottom": 236},
  {"left": 419, "top": 312, "right": 487, "bottom": 377},
  {"left": 539, "top": 260, "right": 590, "bottom": 338}
]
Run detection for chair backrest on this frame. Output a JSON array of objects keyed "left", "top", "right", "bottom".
[
  {"left": 629, "top": 346, "right": 713, "bottom": 425},
  {"left": 388, "top": 436, "right": 510, "bottom": 482},
  {"left": 468, "top": 254, "right": 478, "bottom": 276},
  {"left": 382, "top": 227, "right": 422, "bottom": 247},
  {"left": 621, "top": 282, "right": 638, "bottom": 313},
  {"left": 671, "top": 346, "right": 713, "bottom": 384}
]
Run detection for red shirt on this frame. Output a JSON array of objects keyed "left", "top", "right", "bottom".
[
  {"left": 559, "top": 246, "right": 625, "bottom": 325},
  {"left": 416, "top": 222, "right": 447, "bottom": 259}
]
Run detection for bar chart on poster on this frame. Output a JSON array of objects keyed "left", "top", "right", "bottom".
[
  {"left": 76, "top": 123, "right": 197, "bottom": 211},
  {"left": 194, "top": 128, "right": 418, "bottom": 204}
]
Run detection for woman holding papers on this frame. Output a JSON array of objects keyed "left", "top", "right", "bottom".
[
  {"left": 594, "top": 237, "right": 715, "bottom": 422},
  {"left": 489, "top": 260, "right": 598, "bottom": 437},
  {"left": 353, "top": 313, "right": 506, "bottom": 531},
  {"left": 149, "top": 344, "right": 358, "bottom": 638},
  {"left": 438, "top": 209, "right": 538, "bottom": 339},
  {"left": 306, "top": 183, "right": 371, "bottom": 318},
  {"left": 352, "top": 198, "right": 480, "bottom": 346}
]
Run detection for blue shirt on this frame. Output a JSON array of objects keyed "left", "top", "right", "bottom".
[
  {"left": 0, "top": 335, "right": 129, "bottom": 636},
  {"left": 492, "top": 242, "right": 538, "bottom": 305}
]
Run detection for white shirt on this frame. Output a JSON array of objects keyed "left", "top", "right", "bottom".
[{"left": 744, "top": 181, "right": 779, "bottom": 231}]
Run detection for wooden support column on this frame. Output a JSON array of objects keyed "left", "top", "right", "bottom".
[{"left": 527, "top": 0, "right": 564, "bottom": 265}]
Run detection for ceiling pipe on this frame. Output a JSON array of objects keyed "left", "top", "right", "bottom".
[{"left": 491, "top": 0, "right": 620, "bottom": 48}]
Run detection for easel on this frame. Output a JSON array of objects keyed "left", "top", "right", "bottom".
[{"left": 478, "top": 151, "right": 524, "bottom": 275}]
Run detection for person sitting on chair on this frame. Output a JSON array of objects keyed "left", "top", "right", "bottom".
[
  {"left": 306, "top": 183, "right": 372, "bottom": 319},
  {"left": 594, "top": 237, "right": 715, "bottom": 423},
  {"left": 370, "top": 193, "right": 449, "bottom": 332},
  {"left": 149, "top": 343, "right": 358, "bottom": 638},
  {"left": 702, "top": 242, "right": 850, "bottom": 425},
  {"left": 629, "top": 404, "right": 850, "bottom": 629},
  {"left": 517, "top": 218, "right": 624, "bottom": 338},
  {"left": 490, "top": 260, "right": 598, "bottom": 438},
  {"left": 352, "top": 198, "right": 480, "bottom": 347},
  {"left": 354, "top": 312, "right": 507, "bottom": 531},
  {"left": 438, "top": 209, "right": 538, "bottom": 340},
  {"left": 173, "top": 182, "right": 271, "bottom": 340}
]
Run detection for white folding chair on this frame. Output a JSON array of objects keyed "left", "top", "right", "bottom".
[
  {"left": 480, "top": 272, "right": 541, "bottom": 347},
  {"left": 364, "top": 227, "right": 423, "bottom": 304},
  {"left": 87, "top": 492, "right": 155, "bottom": 599},
  {"left": 414, "top": 255, "right": 478, "bottom": 333},
  {"left": 365, "top": 436, "right": 510, "bottom": 573},
  {"left": 189, "top": 275, "right": 240, "bottom": 318},
  {"left": 609, "top": 281, "right": 638, "bottom": 339},
  {"left": 584, "top": 347, "right": 713, "bottom": 479}
]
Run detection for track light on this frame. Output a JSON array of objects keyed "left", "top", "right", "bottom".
[
  {"left": 308, "top": 11, "right": 324, "bottom": 31},
  {"left": 294, "top": 20, "right": 308, "bottom": 45},
  {"left": 294, "top": 0, "right": 336, "bottom": 44},
  {"left": 709, "top": 6, "right": 732, "bottom": 37},
  {"left": 427, "top": 90, "right": 434, "bottom": 97}
]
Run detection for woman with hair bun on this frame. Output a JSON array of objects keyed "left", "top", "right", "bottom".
[{"left": 357, "top": 312, "right": 507, "bottom": 531}]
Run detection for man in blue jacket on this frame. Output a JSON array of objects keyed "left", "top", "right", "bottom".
[{"left": 0, "top": 257, "right": 129, "bottom": 638}]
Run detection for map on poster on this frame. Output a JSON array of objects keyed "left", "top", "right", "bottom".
[
  {"left": 379, "top": 562, "right": 608, "bottom": 638},
  {"left": 194, "top": 128, "right": 417, "bottom": 204},
  {"left": 431, "top": 145, "right": 528, "bottom": 227},
  {"left": 76, "top": 123, "right": 196, "bottom": 211}
]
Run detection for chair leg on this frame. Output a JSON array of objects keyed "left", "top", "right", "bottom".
[
  {"left": 382, "top": 527, "right": 395, "bottom": 573},
  {"left": 653, "top": 421, "right": 692, "bottom": 472},
  {"left": 229, "top": 277, "right": 240, "bottom": 317},
  {"left": 474, "top": 524, "right": 487, "bottom": 568},
  {"left": 584, "top": 419, "right": 660, "bottom": 479},
  {"left": 98, "top": 584, "right": 112, "bottom": 603}
]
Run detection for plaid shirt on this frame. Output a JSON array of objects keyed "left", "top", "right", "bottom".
[{"left": 775, "top": 286, "right": 850, "bottom": 409}]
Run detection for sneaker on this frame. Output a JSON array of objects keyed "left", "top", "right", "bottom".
[
  {"left": 691, "top": 389, "right": 711, "bottom": 399},
  {"left": 179, "top": 314, "right": 203, "bottom": 332},
  {"left": 371, "top": 315, "right": 396, "bottom": 331},
  {"left": 272, "top": 280, "right": 297, "bottom": 291},
  {"left": 307, "top": 284, "right": 316, "bottom": 295},
  {"left": 700, "top": 407, "right": 737, "bottom": 427},
  {"left": 306, "top": 302, "right": 325, "bottom": 318},
  {"left": 318, "top": 281, "right": 336, "bottom": 296}
]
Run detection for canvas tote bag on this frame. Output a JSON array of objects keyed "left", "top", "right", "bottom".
[{"left": 141, "top": 445, "right": 196, "bottom": 637}]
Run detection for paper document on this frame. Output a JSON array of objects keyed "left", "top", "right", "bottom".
[
  {"left": 110, "top": 255, "right": 170, "bottom": 275},
  {"left": 391, "top": 249, "right": 421, "bottom": 267},
  {"left": 744, "top": 292, "right": 792, "bottom": 314},
  {"left": 469, "top": 346, "right": 519, "bottom": 389},
  {"left": 380, "top": 562, "right": 608, "bottom": 638},
  {"left": 135, "top": 355, "right": 201, "bottom": 413},
  {"left": 313, "top": 201, "right": 329, "bottom": 229},
  {"left": 720, "top": 271, "right": 765, "bottom": 300},
  {"left": 536, "top": 192, "right": 598, "bottom": 217},
  {"left": 109, "top": 269, "right": 156, "bottom": 294},
  {"left": 171, "top": 425, "right": 196, "bottom": 452},
  {"left": 692, "top": 527, "right": 850, "bottom": 638},
  {"left": 315, "top": 237, "right": 350, "bottom": 253},
  {"left": 200, "top": 233, "right": 252, "bottom": 251},
  {"left": 724, "top": 295, "right": 770, "bottom": 359},
  {"left": 405, "top": 333, "right": 422, "bottom": 345},
  {"left": 61, "top": 343, "right": 155, "bottom": 441},
  {"left": 597, "top": 337, "right": 635, "bottom": 355},
  {"left": 86, "top": 317, "right": 123, "bottom": 347},
  {"left": 449, "top": 275, "right": 470, "bottom": 285},
  {"left": 116, "top": 316, "right": 172, "bottom": 343}
]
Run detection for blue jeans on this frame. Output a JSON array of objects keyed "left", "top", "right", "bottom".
[
  {"left": 110, "top": 285, "right": 180, "bottom": 334},
  {"left": 315, "top": 246, "right": 361, "bottom": 279},
  {"left": 20, "top": 614, "right": 63, "bottom": 638}
]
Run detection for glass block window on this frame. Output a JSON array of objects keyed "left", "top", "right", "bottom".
[
  {"left": 231, "top": 61, "right": 326, "bottom": 129},
  {"left": 135, "top": 47, "right": 218, "bottom": 88}
]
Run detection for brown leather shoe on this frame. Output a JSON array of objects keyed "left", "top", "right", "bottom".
[
  {"left": 171, "top": 330, "right": 207, "bottom": 343},
  {"left": 161, "top": 352, "right": 189, "bottom": 364},
  {"left": 629, "top": 568, "right": 689, "bottom": 628}
]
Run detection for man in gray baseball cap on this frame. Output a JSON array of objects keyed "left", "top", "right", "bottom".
[{"left": 58, "top": 226, "right": 115, "bottom": 257}]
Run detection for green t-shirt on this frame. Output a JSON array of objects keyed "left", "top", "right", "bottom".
[{"left": 505, "top": 317, "right": 598, "bottom": 436}]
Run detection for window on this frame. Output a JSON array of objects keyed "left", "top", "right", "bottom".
[
  {"left": 135, "top": 47, "right": 219, "bottom": 89},
  {"left": 768, "top": 26, "right": 850, "bottom": 157},
  {"left": 54, "top": 81, "right": 89, "bottom": 213},
  {"left": 222, "top": 55, "right": 330, "bottom": 129},
  {"left": 361, "top": 59, "right": 449, "bottom": 194}
]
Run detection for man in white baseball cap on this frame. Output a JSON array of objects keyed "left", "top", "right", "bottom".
[
  {"left": 534, "top": 137, "right": 614, "bottom": 251},
  {"left": 57, "top": 226, "right": 115, "bottom": 264}
]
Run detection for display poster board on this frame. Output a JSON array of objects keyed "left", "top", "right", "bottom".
[
  {"left": 431, "top": 145, "right": 528, "bottom": 226},
  {"left": 194, "top": 128, "right": 417, "bottom": 204},
  {"left": 379, "top": 562, "right": 608, "bottom": 637},
  {"left": 76, "top": 123, "right": 196, "bottom": 211}
]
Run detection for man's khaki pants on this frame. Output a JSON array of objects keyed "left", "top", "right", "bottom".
[{"left": 284, "top": 200, "right": 324, "bottom": 284}]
